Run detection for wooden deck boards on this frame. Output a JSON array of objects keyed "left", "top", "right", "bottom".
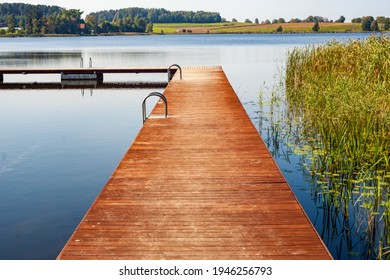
[{"left": 57, "top": 66, "right": 332, "bottom": 260}]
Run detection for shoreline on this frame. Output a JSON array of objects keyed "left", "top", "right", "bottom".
[{"left": 0, "top": 30, "right": 388, "bottom": 38}]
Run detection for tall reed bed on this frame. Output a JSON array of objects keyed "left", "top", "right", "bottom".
[{"left": 285, "top": 35, "right": 390, "bottom": 259}]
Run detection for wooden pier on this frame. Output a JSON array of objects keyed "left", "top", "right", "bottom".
[{"left": 57, "top": 66, "right": 332, "bottom": 260}]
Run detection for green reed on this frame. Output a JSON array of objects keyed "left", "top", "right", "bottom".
[{"left": 285, "top": 35, "right": 390, "bottom": 259}]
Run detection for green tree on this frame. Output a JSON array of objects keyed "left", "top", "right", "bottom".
[
  {"left": 352, "top": 17, "right": 362, "bottom": 23},
  {"left": 146, "top": 22, "right": 153, "bottom": 33},
  {"left": 85, "top": 14, "right": 98, "bottom": 34},
  {"left": 312, "top": 21, "right": 320, "bottom": 32},
  {"left": 18, "top": 18, "right": 24, "bottom": 30},
  {"left": 376, "top": 16, "right": 386, "bottom": 24},
  {"left": 32, "top": 18, "right": 40, "bottom": 34},
  {"left": 278, "top": 18, "right": 286, "bottom": 23},
  {"left": 100, "top": 20, "right": 112, "bottom": 33},
  {"left": 290, "top": 18, "right": 301, "bottom": 23},
  {"left": 362, "top": 16, "right": 374, "bottom": 31},
  {"left": 7, "top": 14, "right": 15, "bottom": 33},
  {"left": 45, "top": 16, "right": 55, "bottom": 34},
  {"left": 276, "top": 25, "right": 283, "bottom": 32},
  {"left": 384, "top": 18, "right": 390, "bottom": 30},
  {"left": 244, "top": 19, "right": 252, "bottom": 23},
  {"left": 255, "top": 18, "right": 259, "bottom": 24},
  {"left": 371, "top": 20, "right": 379, "bottom": 31},
  {"left": 134, "top": 17, "right": 147, "bottom": 32},
  {"left": 57, "top": 9, "right": 83, "bottom": 34},
  {"left": 336, "top": 15, "right": 346, "bottom": 23},
  {"left": 306, "top": 15, "right": 315, "bottom": 22},
  {"left": 231, "top": 18, "right": 237, "bottom": 22}
]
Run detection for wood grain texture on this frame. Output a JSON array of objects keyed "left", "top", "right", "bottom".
[{"left": 57, "top": 66, "right": 332, "bottom": 260}]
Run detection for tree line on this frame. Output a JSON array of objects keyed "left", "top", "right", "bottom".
[
  {"left": 234, "top": 15, "right": 347, "bottom": 25},
  {"left": 85, "top": 7, "right": 221, "bottom": 33},
  {"left": 88, "top": 7, "right": 221, "bottom": 24},
  {"left": 0, "top": 3, "right": 222, "bottom": 35},
  {"left": 0, "top": 3, "right": 85, "bottom": 34},
  {"left": 352, "top": 16, "right": 390, "bottom": 31}
]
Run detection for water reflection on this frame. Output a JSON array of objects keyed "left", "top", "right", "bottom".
[
  {"left": 0, "top": 52, "right": 82, "bottom": 68},
  {"left": 0, "top": 81, "right": 168, "bottom": 90},
  {"left": 0, "top": 86, "right": 163, "bottom": 259}
]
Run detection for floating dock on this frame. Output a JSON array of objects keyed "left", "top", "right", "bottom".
[
  {"left": 57, "top": 66, "right": 332, "bottom": 260},
  {"left": 0, "top": 66, "right": 178, "bottom": 82}
]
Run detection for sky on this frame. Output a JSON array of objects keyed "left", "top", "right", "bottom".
[{"left": 6, "top": 0, "right": 390, "bottom": 22}]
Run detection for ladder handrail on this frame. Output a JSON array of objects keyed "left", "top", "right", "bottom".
[
  {"left": 168, "top": 64, "right": 182, "bottom": 82},
  {"left": 142, "top": 92, "right": 168, "bottom": 124}
]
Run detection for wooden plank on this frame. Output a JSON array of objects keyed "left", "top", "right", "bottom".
[{"left": 57, "top": 66, "right": 332, "bottom": 260}]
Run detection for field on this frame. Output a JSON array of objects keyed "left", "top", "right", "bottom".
[{"left": 153, "top": 22, "right": 363, "bottom": 34}]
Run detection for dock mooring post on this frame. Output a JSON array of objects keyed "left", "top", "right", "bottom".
[{"left": 0, "top": 74, "right": 3, "bottom": 83}]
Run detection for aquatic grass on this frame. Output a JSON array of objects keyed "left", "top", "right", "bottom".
[{"left": 285, "top": 35, "right": 390, "bottom": 259}]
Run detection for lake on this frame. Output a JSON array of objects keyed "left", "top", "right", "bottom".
[{"left": 0, "top": 33, "right": 376, "bottom": 259}]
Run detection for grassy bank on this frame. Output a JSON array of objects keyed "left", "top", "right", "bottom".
[
  {"left": 154, "top": 22, "right": 364, "bottom": 34},
  {"left": 285, "top": 35, "right": 390, "bottom": 259}
]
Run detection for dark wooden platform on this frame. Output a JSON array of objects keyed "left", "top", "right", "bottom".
[
  {"left": 57, "top": 66, "right": 332, "bottom": 260},
  {"left": 0, "top": 66, "right": 170, "bottom": 75},
  {"left": 0, "top": 66, "right": 177, "bottom": 82}
]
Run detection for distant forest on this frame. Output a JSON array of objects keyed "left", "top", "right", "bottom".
[
  {"left": 0, "top": 3, "right": 222, "bottom": 35},
  {"left": 0, "top": 3, "right": 85, "bottom": 34},
  {"left": 0, "top": 3, "right": 388, "bottom": 35},
  {"left": 88, "top": 7, "right": 222, "bottom": 24}
]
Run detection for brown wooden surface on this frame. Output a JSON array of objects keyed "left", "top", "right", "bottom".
[{"left": 57, "top": 66, "right": 332, "bottom": 260}]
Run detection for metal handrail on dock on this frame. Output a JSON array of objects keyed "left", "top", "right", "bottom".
[
  {"left": 168, "top": 64, "right": 182, "bottom": 82},
  {"left": 142, "top": 92, "right": 168, "bottom": 123}
]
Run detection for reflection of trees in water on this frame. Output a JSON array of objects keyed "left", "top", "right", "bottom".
[{"left": 0, "top": 52, "right": 81, "bottom": 67}]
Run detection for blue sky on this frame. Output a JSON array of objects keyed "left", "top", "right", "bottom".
[{"left": 9, "top": 0, "right": 390, "bottom": 22}]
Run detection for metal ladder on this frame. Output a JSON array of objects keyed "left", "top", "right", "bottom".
[
  {"left": 142, "top": 92, "right": 168, "bottom": 124},
  {"left": 168, "top": 64, "right": 182, "bottom": 82},
  {"left": 79, "top": 57, "right": 93, "bottom": 68}
]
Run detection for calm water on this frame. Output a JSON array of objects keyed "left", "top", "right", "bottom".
[{"left": 0, "top": 33, "right": 374, "bottom": 259}]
